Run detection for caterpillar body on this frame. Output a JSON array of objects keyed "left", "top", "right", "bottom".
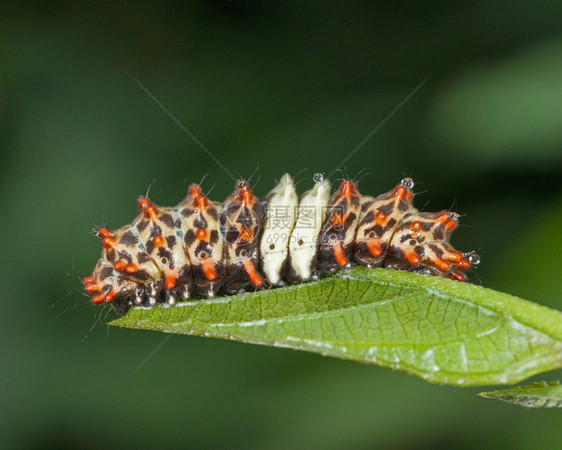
[{"left": 83, "top": 174, "right": 479, "bottom": 313}]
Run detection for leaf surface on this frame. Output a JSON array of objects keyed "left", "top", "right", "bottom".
[
  {"left": 110, "top": 267, "right": 562, "bottom": 386},
  {"left": 480, "top": 381, "right": 562, "bottom": 407}
]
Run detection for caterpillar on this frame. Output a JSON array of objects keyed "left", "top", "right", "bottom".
[{"left": 83, "top": 174, "right": 480, "bottom": 314}]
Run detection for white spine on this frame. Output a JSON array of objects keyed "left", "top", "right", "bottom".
[
  {"left": 288, "top": 178, "right": 331, "bottom": 280},
  {"left": 260, "top": 174, "right": 298, "bottom": 284}
]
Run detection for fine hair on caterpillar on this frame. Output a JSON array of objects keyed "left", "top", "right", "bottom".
[{"left": 83, "top": 173, "right": 480, "bottom": 314}]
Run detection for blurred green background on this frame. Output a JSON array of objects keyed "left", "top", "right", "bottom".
[{"left": 2, "top": 1, "right": 562, "bottom": 448}]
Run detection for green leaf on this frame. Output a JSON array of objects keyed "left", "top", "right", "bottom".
[
  {"left": 110, "top": 267, "right": 562, "bottom": 386},
  {"left": 480, "top": 381, "right": 562, "bottom": 408}
]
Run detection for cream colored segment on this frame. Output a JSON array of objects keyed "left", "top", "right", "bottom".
[
  {"left": 182, "top": 202, "right": 224, "bottom": 265},
  {"left": 175, "top": 198, "right": 198, "bottom": 264},
  {"left": 342, "top": 195, "right": 362, "bottom": 252},
  {"left": 354, "top": 195, "right": 374, "bottom": 243},
  {"left": 177, "top": 204, "right": 198, "bottom": 263},
  {"left": 121, "top": 219, "right": 162, "bottom": 281},
  {"left": 213, "top": 202, "right": 225, "bottom": 263},
  {"left": 289, "top": 178, "right": 331, "bottom": 280},
  {"left": 355, "top": 193, "right": 418, "bottom": 245},
  {"left": 260, "top": 174, "right": 298, "bottom": 284},
  {"left": 204, "top": 204, "right": 224, "bottom": 264},
  {"left": 145, "top": 207, "right": 187, "bottom": 276},
  {"left": 221, "top": 201, "right": 261, "bottom": 266},
  {"left": 168, "top": 207, "right": 190, "bottom": 269}
]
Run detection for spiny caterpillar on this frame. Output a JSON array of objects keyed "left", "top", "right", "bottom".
[{"left": 83, "top": 174, "right": 480, "bottom": 313}]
